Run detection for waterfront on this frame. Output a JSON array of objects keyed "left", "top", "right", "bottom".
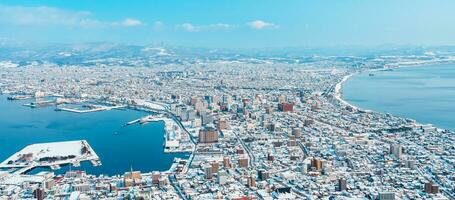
[
  {"left": 0, "top": 95, "right": 188, "bottom": 176},
  {"left": 343, "top": 63, "right": 455, "bottom": 131}
]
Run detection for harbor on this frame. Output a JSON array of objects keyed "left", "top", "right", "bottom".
[{"left": 0, "top": 94, "right": 189, "bottom": 176}]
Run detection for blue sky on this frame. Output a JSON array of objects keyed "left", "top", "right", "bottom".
[{"left": 0, "top": 0, "right": 454, "bottom": 48}]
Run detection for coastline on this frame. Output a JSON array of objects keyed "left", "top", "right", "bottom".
[
  {"left": 335, "top": 63, "right": 455, "bottom": 132},
  {"left": 335, "top": 60, "right": 455, "bottom": 112},
  {"left": 334, "top": 73, "right": 360, "bottom": 111}
]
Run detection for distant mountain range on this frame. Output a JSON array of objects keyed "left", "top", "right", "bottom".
[{"left": 1, "top": 42, "right": 455, "bottom": 67}]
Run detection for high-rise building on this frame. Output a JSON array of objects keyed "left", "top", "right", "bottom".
[
  {"left": 292, "top": 128, "right": 302, "bottom": 138},
  {"left": 179, "top": 110, "right": 188, "bottom": 121},
  {"left": 267, "top": 153, "right": 275, "bottom": 162},
  {"left": 44, "top": 178, "right": 55, "bottom": 190},
  {"left": 311, "top": 158, "right": 323, "bottom": 171},
  {"left": 432, "top": 185, "right": 439, "bottom": 194},
  {"left": 337, "top": 178, "right": 347, "bottom": 191},
  {"left": 424, "top": 182, "right": 439, "bottom": 194},
  {"left": 390, "top": 144, "right": 402, "bottom": 159},
  {"left": 266, "top": 106, "right": 274, "bottom": 114},
  {"left": 124, "top": 170, "right": 142, "bottom": 187},
  {"left": 73, "top": 184, "right": 90, "bottom": 192},
  {"left": 267, "top": 123, "right": 276, "bottom": 132},
  {"left": 203, "top": 164, "right": 213, "bottom": 179},
  {"left": 238, "top": 157, "right": 249, "bottom": 168},
  {"left": 187, "top": 109, "right": 197, "bottom": 121},
  {"left": 278, "top": 103, "right": 294, "bottom": 112},
  {"left": 288, "top": 139, "right": 297, "bottom": 146},
  {"left": 247, "top": 176, "right": 256, "bottom": 188},
  {"left": 34, "top": 188, "right": 45, "bottom": 200},
  {"left": 299, "top": 89, "right": 305, "bottom": 102},
  {"left": 258, "top": 170, "right": 270, "bottom": 181},
  {"left": 378, "top": 192, "right": 395, "bottom": 200},
  {"left": 211, "top": 162, "right": 220, "bottom": 174},
  {"left": 124, "top": 171, "right": 142, "bottom": 180},
  {"left": 158, "top": 176, "right": 168, "bottom": 187},
  {"left": 278, "top": 95, "right": 286, "bottom": 103},
  {"left": 304, "top": 119, "right": 314, "bottom": 126},
  {"left": 65, "top": 170, "right": 86, "bottom": 178},
  {"left": 223, "top": 156, "right": 231, "bottom": 168},
  {"left": 311, "top": 102, "right": 319, "bottom": 111},
  {"left": 201, "top": 112, "right": 214, "bottom": 125},
  {"left": 190, "top": 97, "right": 198, "bottom": 106},
  {"left": 204, "top": 95, "right": 212, "bottom": 104},
  {"left": 424, "top": 182, "right": 432, "bottom": 193},
  {"left": 152, "top": 171, "right": 160, "bottom": 185},
  {"left": 218, "top": 171, "right": 227, "bottom": 185},
  {"left": 404, "top": 159, "right": 416, "bottom": 169},
  {"left": 301, "top": 163, "right": 308, "bottom": 174},
  {"left": 198, "top": 126, "right": 218, "bottom": 143}
]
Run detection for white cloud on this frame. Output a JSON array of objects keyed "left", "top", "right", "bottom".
[
  {"left": 176, "top": 23, "right": 237, "bottom": 32},
  {"left": 153, "top": 21, "right": 164, "bottom": 30},
  {"left": 0, "top": 5, "right": 143, "bottom": 28},
  {"left": 247, "top": 20, "right": 279, "bottom": 29},
  {"left": 0, "top": 5, "right": 89, "bottom": 26},
  {"left": 208, "top": 23, "right": 236, "bottom": 30},
  {"left": 177, "top": 23, "right": 197, "bottom": 32},
  {"left": 117, "top": 18, "right": 144, "bottom": 27}
]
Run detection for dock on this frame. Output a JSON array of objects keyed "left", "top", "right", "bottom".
[
  {"left": 7, "top": 95, "right": 33, "bottom": 101},
  {"left": 23, "top": 100, "right": 58, "bottom": 108},
  {"left": 56, "top": 105, "right": 127, "bottom": 113},
  {"left": 126, "top": 119, "right": 141, "bottom": 125}
]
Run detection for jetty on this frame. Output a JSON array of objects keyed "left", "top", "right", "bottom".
[
  {"left": 23, "top": 100, "right": 58, "bottom": 108},
  {"left": 56, "top": 104, "right": 126, "bottom": 113}
]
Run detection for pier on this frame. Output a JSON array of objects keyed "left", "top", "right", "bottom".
[
  {"left": 126, "top": 113, "right": 195, "bottom": 153},
  {"left": 7, "top": 95, "right": 33, "bottom": 101},
  {"left": 56, "top": 104, "right": 127, "bottom": 113},
  {"left": 23, "top": 100, "right": 58, "bottom": 108}
]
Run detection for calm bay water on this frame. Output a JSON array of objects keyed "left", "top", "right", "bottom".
[
  {"left": 343, "top": 63, "right": 455, "bottom": 131},
  {"left": 0, "top": 95, "right": 187, "bottom": 176}
]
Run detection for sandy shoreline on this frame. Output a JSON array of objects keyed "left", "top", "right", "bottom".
[{"left": 334, "top": 73, "right": 359, "bottom": 110}]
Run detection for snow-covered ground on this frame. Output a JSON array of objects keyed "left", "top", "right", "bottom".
[
  {"left": 0, "top": 173, "right": 49, "bottom": 185},
  {"left": 133, "top": 99, "right": 170, "bottom": 111},
  {"left": 0, "top": 61, "right": 18, "bottom": 68},
  {"left": 143, "top": 116, "right": 181, "bottom": 147},
  {"left": 139, "top": 115, "right": 194, "bottom": 152},
  {"left": 0, "top": 140, "right": 99, "bottom": 168}
]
